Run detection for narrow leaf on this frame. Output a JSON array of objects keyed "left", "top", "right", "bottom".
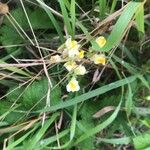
[
  {"left": 58, "top": 0, "right": 72, "bottom": 36},
  {"left": 36, "top": 0, "right": 64, "bottom": 43},
  {"left": 70, "top": 0, "right": 76, "bottom": 38},
  {"left": 27, "top": 113, "right": 59, "bottom": 150},
  {"left": 92, "top": 2, "right": 143, "bottom": 51},
  {"left": 135, "top": 5, "right": 145, "bottom": 33},
  {"left": 99, "top": 0, "right": 107, "bottom": 18},
  {"left": 6, "top": 126, "right": 38, "bottom": 150},
  {"left": 39, "top": 75, "right": 137, "bottom": 113},
  {"left": 70, "top": 104, "right": 77, "bottom": 140},
  {"left": 74, "top": 98, "right": 122, "bottom": 145},
  {"left": 125, "top": 81, "right": 133, "bottom": 116},
  {"left": 133, "top": 131, "right": 150, "bottom": 150}
]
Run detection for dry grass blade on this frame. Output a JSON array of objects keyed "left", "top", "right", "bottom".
[{"left": 93, "top": 106, "right": 116, "bottom": 119}]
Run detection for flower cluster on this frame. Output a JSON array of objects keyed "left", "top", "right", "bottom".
[
  {"left": 63, "top": 38, "right": 86, "bottom": 92},
  {"left": 50, "top": 36, "right": 107, "bottom": 92}
]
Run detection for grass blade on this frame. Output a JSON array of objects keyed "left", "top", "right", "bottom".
[
  {"left": 39, "top": 75, "right": 137, "bottom": 113},
  {"left": 110, "top": 0, "right": 117, "bottom": 13},
  {"left": 125, "top": 80, "right": 133, "bottom": 116},
  {"left": 58, "top": 0, "right": 72, "bottom": 36},
  {"left": 76, "top": 21, "right": 92, "bottom": 41},
  {"left": 6, "top": 126, "right": 38, "bottom": 150},
  {"left": 135, "top": 5, "right": 145, "bottom": 34},
  {"left": 98, "top": 137, "right": 131, "bottom": 145},
  {"left": 36, "top": 129, "right": 69, "bottom": 149},
  {"left": 99, "top": 0, "right": 107, "bottom": 18},
  {"left": 27, "top": 113, "right": 59, "bottom": 150},
  {"left": 35, "top": 0, "right": 64, "bottom": 43},
  {"left": 74, "top": 97, "right": 122, "bottom": 145},
  {"left": 70, "top": 0, "right": 76, "bottom": 38},
  {"left": 70, "top": 104, "right": 77, "bottom": 140},
  {"left": 92, "top": 2, "right": 144, "bottom": 51}
]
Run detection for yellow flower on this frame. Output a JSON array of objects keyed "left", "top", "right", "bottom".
[
  {"left": 50, "top": 55, "right": 61, "bottom": 63},
  {"left": 92, "top": 54, "right": 106, "bottom": 65},
  {"left": 96, "top": 36, "right": 106, "bottom": 48},
  {"left": 76, "top": 50, "right": 85, "bottom": 59},
  {"left": 66, "top": 78, "right": 80, "bottom": 92},
  {"left": 74, "top": 65, "right": 86, "bottom": 75},
  {"left": 64, "top": 61, "right": 77, "bottom": 72},
  {"left": 65, "top": 38, "right": 80, "bottom": 57}
]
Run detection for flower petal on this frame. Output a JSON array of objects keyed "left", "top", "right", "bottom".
[
  {"left": 64, "top": 61, "right": 77, "bottom": 72},
  {"left": 66, "top": 78, "right": 80, "bottom": 92},
  {"left": 50, "top": 55, "right": 61, "bottom": 63},
  {"left": 74, "top": 65, "right": 86, "bottom": 75},
  {"left": 96, "top": 36, "right": 106, "bottom": 48}
]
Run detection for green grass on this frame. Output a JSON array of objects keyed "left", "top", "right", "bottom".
[{"left": 0, "top": 0, "right": 150, "bottom": 149}]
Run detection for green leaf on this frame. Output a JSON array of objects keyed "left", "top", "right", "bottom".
[
  {"left": 36, "top": 129, "right": 69, "bottom": 149},
  {"left": 22, "top": 78, "right": 61, "bottom": 110},
  {"left": 76, "top": 102, "right": 96, "bottom": 149},
  {"left": 112, "top": 54, "right": 138, "bottom": 74},
  {"left": 70, "top": 0, "right": 76, "bottom": 38},
  {"left": 29, "top": 8, "right": 53, "bottom": 29},
  {"left": 133, "top": 107, "right": 150, "bottom": 116},
  {"left": 5, "top": 8, "right": 53, "bottom": 30},
  {"left": 74, "top": 97, "right": 122, "bottom": 145},
  {"left": 119, "top": 43, "right": 137, "bottom": 64},
  {"left": 133, "top": 131, "right": 150, "bottom": 150},
  {"left": 141, "top": 118, "right": 150, "bottom": 128},
  {"left": 26, "top": 113, "right": 59, "bottom": 150},
  {"left": 0, "top": 8, "right": 53, "bottom": 54},
  {"left": 99, "top": 0, "right": 107, "bottom": 18},
  {"left": 0, "top": 101, "right": 23, "bottom": 124},
  {"left": 77, "top": 120, "right": 95, "bottom": 150},
  {"left": 2, "top": 48, "right": 23, "bottom": 62},
  {"left": 125, "top": 81, "right": 133, "bottom": 116},
  {"left": 35, "top": 0, "right": 65, "bottom": 43},
  {"left": 98, "top": 137, "right": 131, "bottom": 145},
  {"left": 6, "top": 8, "right": 29, "bottom": 28},
  {"left": 7, "top": 78, "right": 61, "bottom": 110},
  {"left": 6, "top": 125, "right": 39, "bottom": 150},
  {"left": 0, "top": 26, "right": 23, "bottom": 54},
  {"left": 39, "top": 75, "right": 137, "bottom": 113},
  {"left": 7, "top": 85, "right": 24, "bottom": 103},
  {"left": 58, "top": 0, "right": 73, "bottom": 36},
  {"left": 110, "top": 0, "right": 117, "bottom": 13},
  {"left": 76, "top": 21, "right": 92, "bottom": 41},
  {"left": 70, "top": 104, "right": 77, "bottom": 140},
  {"left": 0, "top": 122, "right": 8, "bottom": 127},
  {"left": 138, "top": 75, "right": 150, "bottom": 89},
  {"left": 135, "top": 5, "right": 145, "bottom": 33},
  {"left": 92, "top": 2, "right": 144, "bottom": 51}
]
